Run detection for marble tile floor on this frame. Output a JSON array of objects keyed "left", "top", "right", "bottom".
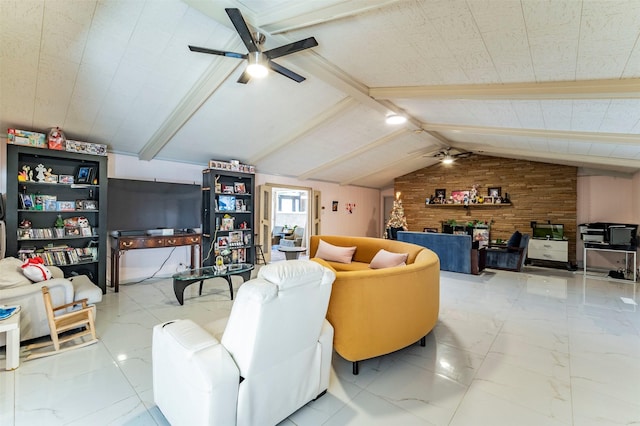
[{"left": 1, "top": 265, "right": 639, "bottom": 425}]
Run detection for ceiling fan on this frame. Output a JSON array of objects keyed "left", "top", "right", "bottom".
[
  {"left": 188, "top": 8, "right": 318, "bottom": 84},
  {"left": 433, "top": 148, "right": 472, "bottom": 164}
]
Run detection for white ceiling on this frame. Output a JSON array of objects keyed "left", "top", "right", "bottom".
[{"left": 1, "top": 0, "right": 639, "bottom": 188}]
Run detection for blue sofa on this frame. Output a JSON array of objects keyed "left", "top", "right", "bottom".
[{"left": 398, "top": 231, "right": 483, "bottom": 274}]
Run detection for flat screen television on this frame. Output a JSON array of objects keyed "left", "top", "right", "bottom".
[
  {"left": 107, "top": 178, "right": 201, "bottom": 232},
  {"left": 532, "top": 223, "right": 563, "bottom": 240}
]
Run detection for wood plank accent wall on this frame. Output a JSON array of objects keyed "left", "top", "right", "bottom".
[{"left": 394, "top": 154, "right": 578, "bottom": 263}]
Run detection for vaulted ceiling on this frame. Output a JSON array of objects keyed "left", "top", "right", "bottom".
[{"left": 1, "top": 0, "right": 639, "bottom": 188}]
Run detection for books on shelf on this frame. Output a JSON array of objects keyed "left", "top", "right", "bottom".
[
  {"left": 17, "top": 227, "right": 94, "bottom": 240},
  {"left": 18, "top": 246, "right": 97, "bottom": 266}
]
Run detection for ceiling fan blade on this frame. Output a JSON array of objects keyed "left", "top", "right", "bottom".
[
  {"left": 268, "top": 61, "right": 305, "bottom": 83},
  {"left": 264, "top": 37, "right": 318, "bottom": 60},
  {"left": 237, "top": 70, "right": 251, "bottom": 84},
  {"left": 188, "top": 45, "right": 247, "bottom": 59},
  {"left": 225, "top": 8, "right": 259, "bottom": 53}
]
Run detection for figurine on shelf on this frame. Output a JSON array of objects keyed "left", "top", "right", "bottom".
[
  {"left": 47, "top": 127, "right": 66, "bottom": 150},
  {"left": 470, "top": 184, "right": 479, "bottom": 204},
  {"left": 18, "top": 165, "right": 33, "bottom": 182},
  {"left": 35, "top": 164, "right": 47, "bottom": 182},
  {"left": 54, "top": 214, "right": 64, "bottom": 229}
]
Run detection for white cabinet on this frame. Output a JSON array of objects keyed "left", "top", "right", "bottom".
[{"left": 528, "top": 239, "right": 568, "bottom": 263}]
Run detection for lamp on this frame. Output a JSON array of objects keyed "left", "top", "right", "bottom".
[
  {"left": 246, "top": 52, "right": 268, "bottom": 78},
  {"left": 385, "top": 114, "right": 407, "bottom": 125}
]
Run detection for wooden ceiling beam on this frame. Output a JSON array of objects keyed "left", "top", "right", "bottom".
[
  {"left": 370, "top": 78, "right": 640, "bottom": 100},
  {"left": 421, "top": 123, "right": 640, "bottom": 145}
]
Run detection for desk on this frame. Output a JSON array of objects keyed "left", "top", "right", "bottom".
[
  {"left": 0, "top": 308, "right": 20, "bottom": 370},
  {"left": 584, "top": 245, "right": 637, "bottom": 282},
  {"left": 110, "top": 233, "right": 201, "bottom": 292}
]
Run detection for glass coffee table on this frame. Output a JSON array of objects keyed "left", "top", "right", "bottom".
[{"left": 172, "top": 263, "right": 254, "bottom": 305}]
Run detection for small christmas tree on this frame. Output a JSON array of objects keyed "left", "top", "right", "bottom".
[{"left": 386, "top": 192, "right": 408, "bottom": 239}]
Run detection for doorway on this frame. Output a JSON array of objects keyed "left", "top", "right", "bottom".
[{"left": 258, "top": 184, "right": 319, "bottom": 262}]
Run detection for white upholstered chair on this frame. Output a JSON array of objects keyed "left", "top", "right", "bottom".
[
  {"left": 0, "top": 257, "right": 102, "bottom": 347},
  {"left": 152, "top": 260, "right": 336, "bottom": 426}
]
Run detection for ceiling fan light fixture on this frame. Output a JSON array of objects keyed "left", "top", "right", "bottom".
[
  {"left": 441, "top": 155, "right": 454, "bottom": 165},
  {"left": 385, "top": 114, "right": 407, "bottom": 125},
  {"left": 246, "top": 52, "right": 268, "bottom": 78}
]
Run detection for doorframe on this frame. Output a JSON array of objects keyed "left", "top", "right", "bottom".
[{"left": 258, "top": 183, "right": 318, "bottom": 262}]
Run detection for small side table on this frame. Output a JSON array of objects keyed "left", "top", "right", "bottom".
[
  {"left": 278, "top": 246, "right": 307, "bottom": 260},
  {"left": 0, "top": 309, "right": 21, "bottom": 370}
]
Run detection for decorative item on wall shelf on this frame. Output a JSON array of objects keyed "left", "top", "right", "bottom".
[
  {"left": 488, "top": 187, "right": 501, "bottom": 198},
  {"left": 208, "top": 159, "right": 255, "bottom": 174},
  {"left": 75, "top": 166, "right": 95, "bottom": 184},
  {"left": 451, "top": 190, "right": 469, "bottom": 204},
  {"left": 47, "top": 127, "right": 66, "bottom": 150},
  {"left": 234, "top": 182, "right": 246, "bottom": 194}
]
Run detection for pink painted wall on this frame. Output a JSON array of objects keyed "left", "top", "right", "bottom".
[
  {"left": 577, "top": 173, "right": 639, "bottom": 270},
  {"left": 254, "top": 174, "right": 381, "bottom": 238}
]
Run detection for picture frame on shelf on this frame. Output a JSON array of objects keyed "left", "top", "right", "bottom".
[
  {"left": 83, "top": 200, "right": 98, "bottom": 210},
  {"left": 44, "top": 174, "right": 58, "bottom": 183},
  {"left": 221, "top": 217, "right": 234, "bottom": 231},
  {"left": 75, "top": 166, "right": 94, "bottom": 184},
  {"left": 451, "top": 190, "right": 469, "bottom": 204},
  {"left": 218, "top": 195, "right": 236, "bottom": 211},
  {"left": 221, "top": 184, "right": 235, "bottom": 194},
  {"left": 58, "top": 175, "right": 74, "bottom": 184},
  {"left": 435, "top": 189, "right": 446, "bottom": 199},
  {"left": 57, "top": 201, "right": 76, "bottom": 211},
  {"left": 43, "top": 196, "right": 57, "bottom": 211},
  {"left": 488, "top": 187, "right": 501, "bottom": 198},
  {"left": 229, "top": 231, "right": 243, "bottom": 247},
  {"left": 19, "top": 194, "right": 33, "bottom": 209},
  {"left": 234, "top": 182, "right": 246, "bottom": 194},
  {"left": 217, "top": 236, "right": 229, "bottom": 249}
]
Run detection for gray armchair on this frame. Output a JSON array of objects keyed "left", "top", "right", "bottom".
[
  {"left": 279, "top": 227, "right": 304, "bottom": 247},
  {"left": 485, "top": 232, "right": 530, "bottom": 272}
]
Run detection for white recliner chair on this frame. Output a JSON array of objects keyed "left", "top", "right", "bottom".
[{"left": 152, "top": 260, "right": 336, "bottom": 426}]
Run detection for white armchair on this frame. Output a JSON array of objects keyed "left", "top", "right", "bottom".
[
  {"left": 0, "top": 257, "right": 102, "bottom": 346},
  {"left": 152, "top": 260, "right": 336, "bottom": 426}
]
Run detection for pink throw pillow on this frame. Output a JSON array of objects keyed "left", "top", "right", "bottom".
[
  {"left": 315, "top": 240, "right": 356, "bottom": 264},
  {"left": 369, "top": 249, "right": 408, "bottom": 269}
]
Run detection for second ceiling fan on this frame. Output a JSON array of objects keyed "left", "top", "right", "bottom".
[{"left": 189, "top": 8, "right": 318, "bottom": 84}]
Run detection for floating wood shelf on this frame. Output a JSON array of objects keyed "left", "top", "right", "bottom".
[{"left": 426, "top": 203, "right": 512, "bottom": 208}]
